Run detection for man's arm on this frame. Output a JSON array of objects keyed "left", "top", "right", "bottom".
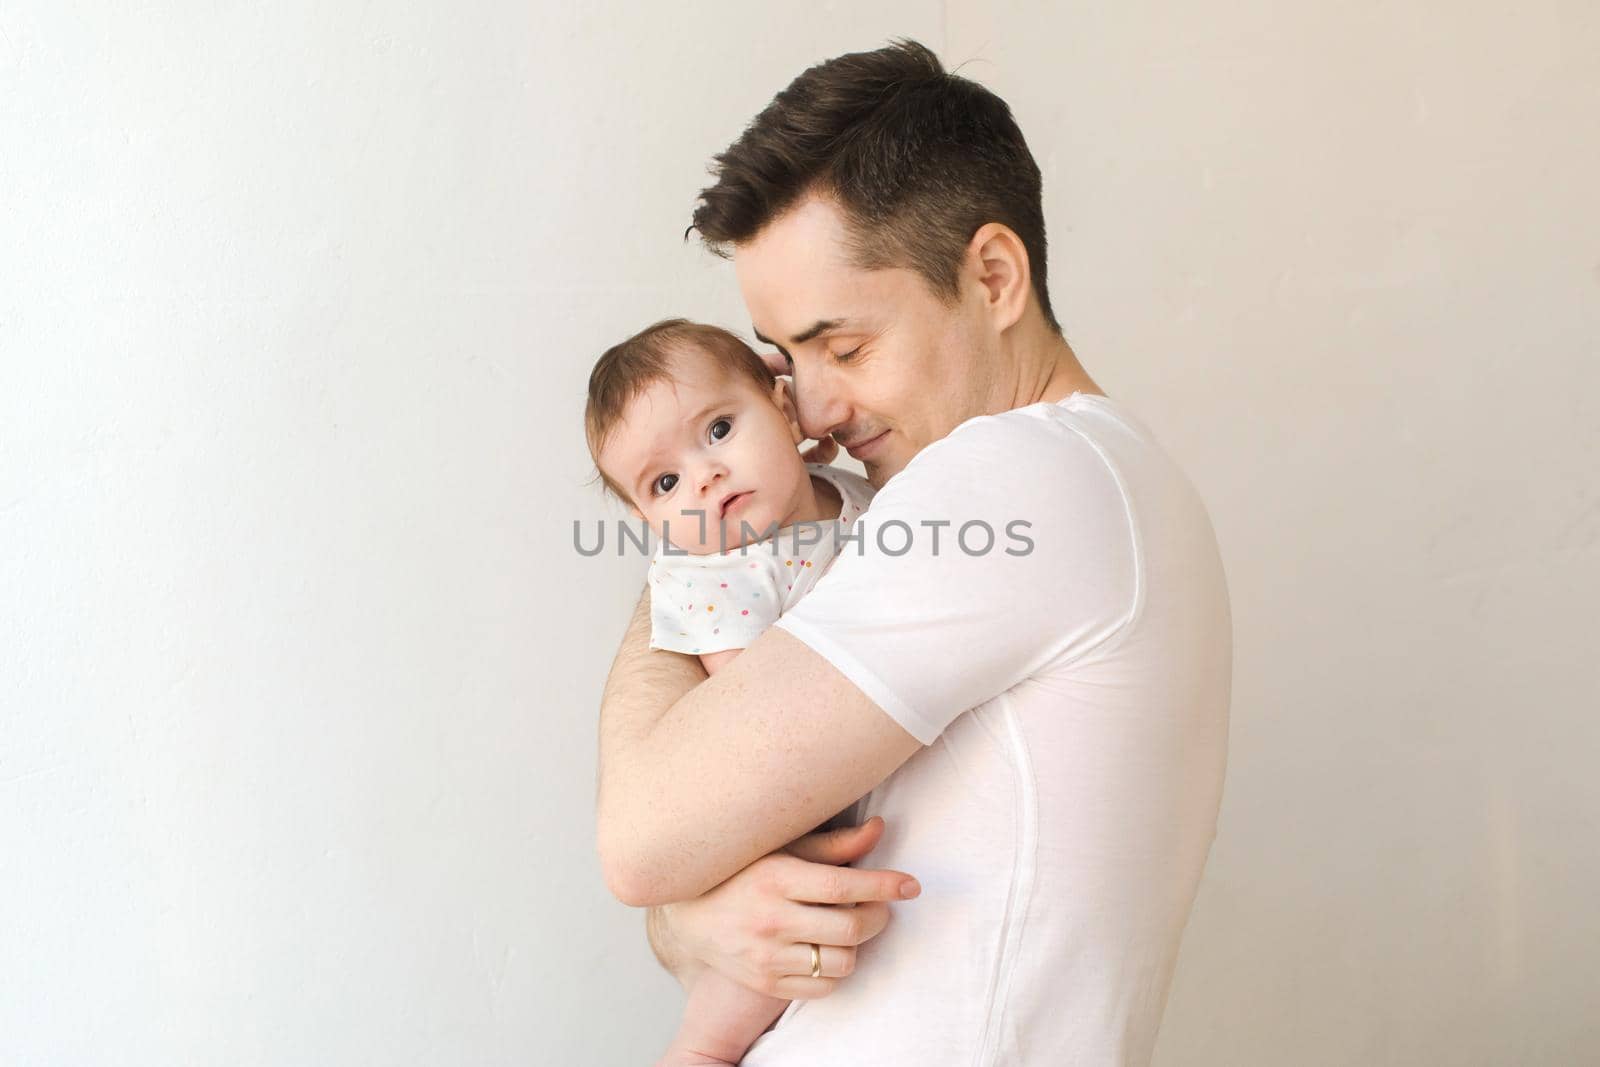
[{"left": 596, "top": 586, "right": 922, "bottom": 907}]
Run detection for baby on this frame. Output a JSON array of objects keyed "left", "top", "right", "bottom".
[{"left": 585, "top": 318, "right": 876, "bottom": 1066}]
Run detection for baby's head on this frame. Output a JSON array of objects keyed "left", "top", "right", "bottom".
[{"left": 586, "top": 319, "right": 811, "bottom": 554}]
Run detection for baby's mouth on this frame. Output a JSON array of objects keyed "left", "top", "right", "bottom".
[{"left": 719, "top": 491, "right": 752, "bottom": 519}]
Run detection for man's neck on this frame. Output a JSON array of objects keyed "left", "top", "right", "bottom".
[{"left": 1013, "top": 325, "right": 1104, "bottom": 409}]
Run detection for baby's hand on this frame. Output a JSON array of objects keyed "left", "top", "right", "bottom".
[
  {"left": 797, "top": 436, "right": 838, "bottom": 465},
  {"left": 699, "top": 649, "right": 743, "bottom": 677}
]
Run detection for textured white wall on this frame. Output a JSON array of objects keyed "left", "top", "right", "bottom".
[{"left": 2, "top": 3, "right": 1595, "bottom": 1065}]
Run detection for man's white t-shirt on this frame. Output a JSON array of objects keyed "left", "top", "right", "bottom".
[{"left": 740, "top": 392, "right": 1232, "bottom": 1067}]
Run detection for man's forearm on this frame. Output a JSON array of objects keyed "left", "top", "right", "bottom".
[{"left": 598, "top": 585, "right": 703, "bottom": 774}]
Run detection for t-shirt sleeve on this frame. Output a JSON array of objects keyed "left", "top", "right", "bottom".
[
  {"left": 648, "top": 552, "right": 787, "bottom": 655},
  {"left": 771, "top": 413, "right": 1140, "bottom": 745}
]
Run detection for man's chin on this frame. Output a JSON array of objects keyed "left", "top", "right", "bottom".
[{"left": 864, "top": 457, "right": 902, "bottom": 490}]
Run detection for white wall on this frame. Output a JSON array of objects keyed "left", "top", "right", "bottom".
[
  {"left": 2, "top": 3, "right": 1595, "bottom": 1065},
  {"left": 950, "top": 4, "right": 1600, "bottom": 1064}
]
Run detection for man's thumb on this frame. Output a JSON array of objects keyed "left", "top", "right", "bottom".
[{"left": 784, "top": 816, "right": 885, "bottom": 865}]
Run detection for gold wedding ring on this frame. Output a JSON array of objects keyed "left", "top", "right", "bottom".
[{"left": 809, "top": 942, "right": 822, "bottom": 978}]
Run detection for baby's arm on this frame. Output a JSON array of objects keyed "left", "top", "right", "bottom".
[
  {"left": 661, "top": 639, "right": 863, "bottom": 1064},
  {"left": 655, "top": 968, "right": 790, "bottom": 1067},
  {"left": 655, "top": 646, "right": 782, "bottom": 1066},
  {"left": 665, "top": 642, "right": 787, "bottom": 1065}
]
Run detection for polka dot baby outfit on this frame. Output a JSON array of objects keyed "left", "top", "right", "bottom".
[{"left": 647, "top": 464, "right": 876, "bottom": 655}]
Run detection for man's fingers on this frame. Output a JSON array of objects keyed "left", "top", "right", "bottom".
[
  {"left": 777, "top": 941, "right": 858, "bottom": 980},
  {"left": 777, "top": 820, "right": 921, "bottom": 903},
  {"left": 771, "top": 975, "right": 838, "bottom": 1001},
  {"left": 789, "top": 899, "right": 891, "bottom": 947},
  {"left": 785, "top": 859, "right": 921, "bottom": 905}
]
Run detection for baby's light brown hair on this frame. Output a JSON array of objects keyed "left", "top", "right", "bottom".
[{"left": 585, "top": 319, "right": 777, "bottom": 506}]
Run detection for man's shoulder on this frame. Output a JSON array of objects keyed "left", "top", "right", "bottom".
[
  {"left": 952, "top": 392, "right": 1154, "bottom": 456},
  {"left": 884, "top": 395, "right": 1136, "bottom": 504}
]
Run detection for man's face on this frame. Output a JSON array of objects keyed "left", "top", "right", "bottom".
[
  {"left": 595, "top": 350, "right": 811, "bottom": 555},
  {"left": 734, "top": 194, "right": 997, "bottom": 489}
]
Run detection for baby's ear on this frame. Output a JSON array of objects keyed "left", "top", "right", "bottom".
[{"left": 772, "top": 378, "right": 804, "bottom": 445}]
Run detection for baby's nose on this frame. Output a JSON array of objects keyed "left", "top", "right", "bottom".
[{"left": 696, "top": 465, "right": 727, "bottom": 494}]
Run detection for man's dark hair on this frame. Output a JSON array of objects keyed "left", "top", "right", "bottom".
[{"left": 690, "top": 38, "right": 1060, "bottom": 333}]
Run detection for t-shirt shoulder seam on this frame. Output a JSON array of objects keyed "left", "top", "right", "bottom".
[
  {"left": 1025, "top": 421, "right": 1147, "bottom": 673},
  {"left": 772, "top": 612, "right": 940, "bottom": 746},
  {"left": 909, "top": 398, "right": 1106, "bottom": 472}
]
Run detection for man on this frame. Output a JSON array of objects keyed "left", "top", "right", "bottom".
[{"left": 596, "top": 39, "right": 1231, "bottom": 1065}]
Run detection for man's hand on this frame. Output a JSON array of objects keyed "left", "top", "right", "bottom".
[{"left": 655, "top": 817, "right": 919, "bottom": 1000}]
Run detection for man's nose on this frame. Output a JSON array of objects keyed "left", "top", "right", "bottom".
[{"left": 790, "top": 366, "right": 851, "bottom": 443}]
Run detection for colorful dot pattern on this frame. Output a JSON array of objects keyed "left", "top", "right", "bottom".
[{"left": 643, "top": 464, "right": 876, "bottom": 658}]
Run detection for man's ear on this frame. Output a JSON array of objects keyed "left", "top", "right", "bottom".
[
  {"left": 772, "top": 377, "right": 805, "bottom": 446},
  {"left": 966, "top": 222, "right": 1031, "bottom": 333}
]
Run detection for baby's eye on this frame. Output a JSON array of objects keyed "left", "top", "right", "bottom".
[
  {"left": 652, "top": 472, "right": 678, "bottom": 496},
  {"left": 709, "top": 417, "right": 733, "bottom": 441}
]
